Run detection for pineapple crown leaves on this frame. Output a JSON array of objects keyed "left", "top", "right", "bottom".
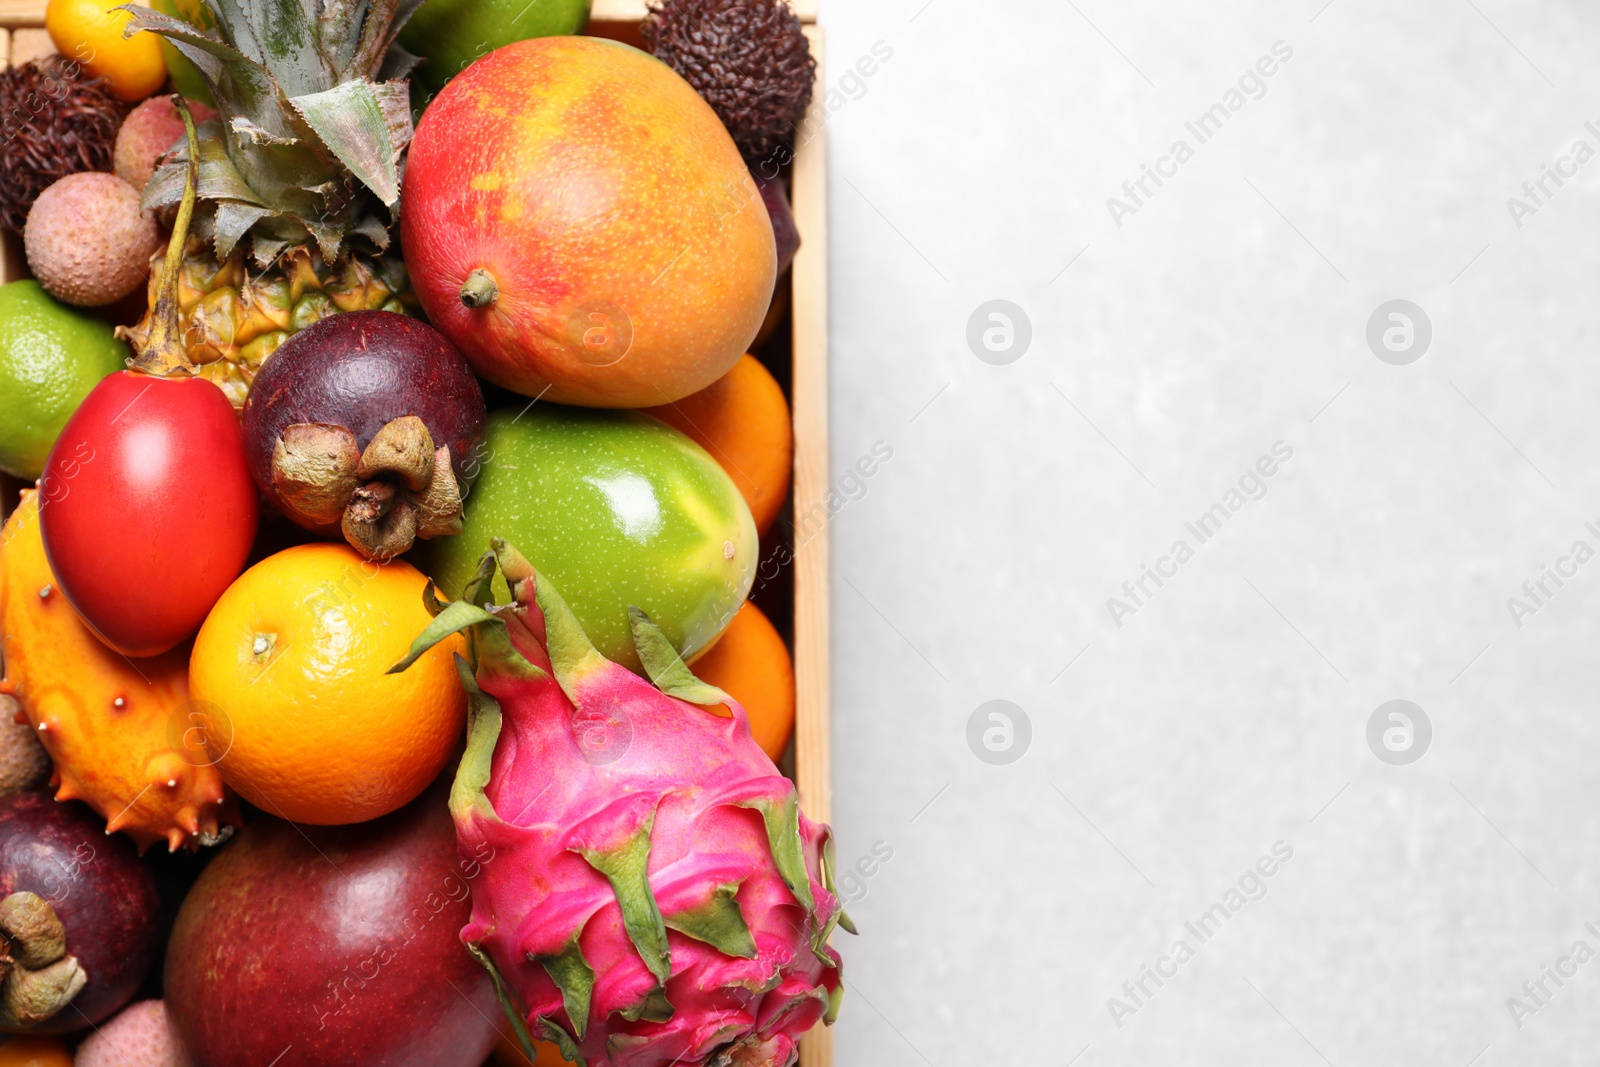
[
  {"left": 121, "top": 0, "right": 421, "bottom": 264},
  {"left": 392, "top": 541, "right": 847, "bottom": 1054}
]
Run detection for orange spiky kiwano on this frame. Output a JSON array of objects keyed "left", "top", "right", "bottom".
[{"left": 0, "top": 490, "right": 238, "bottom": 852}]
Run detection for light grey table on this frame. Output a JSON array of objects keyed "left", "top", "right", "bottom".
[{"left": 820, "top": 1, "right": 1600, "bottom": 1063}]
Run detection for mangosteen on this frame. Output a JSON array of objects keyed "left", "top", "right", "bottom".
[
  {"left": 0, "top": 792, "right": 160, "bottom": 1033},
  {"left": 754, "top": 170, "right": 800, "bottom": 276},
  {"left": 241, "top": 311, "right": 488, "bottom": 560}
]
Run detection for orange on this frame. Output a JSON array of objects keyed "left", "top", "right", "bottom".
[
  {"left": 690, "top": 601, "right": 795, "bottom": 762},
  {"left": 45, "top": 0, "right": 166, "bottom": 102},
  {"left": 0, "top": 1035, "right": 72, "bottom": 1067},
  {"left": 491, "top": 1031, "right": 575, "bottom": 1067},
  {"left": 641, "top": 354, "right": 792, "bottom": 536},
  {"left": 188, "top": 543, "right": 465, "bottom": 825}
]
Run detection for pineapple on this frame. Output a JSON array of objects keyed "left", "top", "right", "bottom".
[
  {"left": 123, "top": 0, "right": 423, "bottom": 408},
  {"left": 132, "top": 239, "right": 414, "bottom": 407}
]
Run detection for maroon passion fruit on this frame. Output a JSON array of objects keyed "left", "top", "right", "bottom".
[
  {"left": 241, "top": 311, "right": 487, "bottom": 560},
  {"left": 163, "top": 784, "right": 499, "bottom": 1067}
]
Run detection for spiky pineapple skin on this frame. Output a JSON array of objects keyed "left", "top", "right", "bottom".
[
  {"left": 125, "top": 239, "right": 416, "bottom": 409},
  {"left": 0, "top": 491, "right": 238, "bottom": 852},
  {"left": 427, "top": 544, "right": 843, "bottom": 1067}
]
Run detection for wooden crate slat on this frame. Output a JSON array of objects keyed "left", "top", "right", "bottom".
[
  {"left": 0, "top": 0, "right": 43, "bottom": 29},
  {"left": 9, "top": 24, "right": 48, "bottom": 62},
  {"left": 790, "top": 24, "right": 829, "bottom": 826},
  {"left": 792, "top": 22, "right": 832, "bottom": 1067},
  {"left": 0, "top": 27, "right": 13, "bottom": 287},
  {"left": 0, "top": 28, "right": 8, "bottom": 288},
  {"left": 587, "top": 0, "right": 643, "bottom": 20}
]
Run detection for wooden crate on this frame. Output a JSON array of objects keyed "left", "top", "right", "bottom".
[{"left": 2, "top": 4, "right": 835, "bottom": 1063}]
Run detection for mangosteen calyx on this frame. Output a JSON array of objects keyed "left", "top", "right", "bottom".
[
  {"left": 271, "top": 415, "right": 465, "bottom": 561},
  {"left": 0, "top": 891, "right": 86, "bottom": 1028},
  {"left": 271, "top": 423, "right": 362, "bottom": 526}
]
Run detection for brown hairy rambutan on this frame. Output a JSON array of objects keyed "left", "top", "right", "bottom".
[
  {"left": 0, "top": 56, "right": 126, "bottom": 234},
  {"left": 643, "top": 0, "right": 816, "bottom": 163}
]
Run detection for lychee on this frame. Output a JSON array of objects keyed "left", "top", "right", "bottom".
[
  {"left": 74, "top": 1000, "right": 195, "bottom": 1067},
  {"left": 23, "top": 172, "right": 161, "bottom": 307},
  {"left": 114, "top": 96, "right": 216, "bottom": 193}
]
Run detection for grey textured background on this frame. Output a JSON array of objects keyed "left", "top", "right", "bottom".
[{"left": 820, "top": 1, "right": 1600, "bottom": 1063}]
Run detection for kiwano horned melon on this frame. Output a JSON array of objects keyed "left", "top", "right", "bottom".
[{"left": 0, "top": 491, "right": 238, "bottom": 852}]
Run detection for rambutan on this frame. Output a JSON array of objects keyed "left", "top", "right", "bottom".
[
  {"left": 0, "top": 57, "right": 125, "bottom": 234},
  {"left": 643, "top": 0, "right": 815, "bottom": 163}
]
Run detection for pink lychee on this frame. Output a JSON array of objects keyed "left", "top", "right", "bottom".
[
  {"left": 113, "top": 97, "right": 216, "bottom": 194},
  {"left": 23, "top": 172, "right": 160, "bottom": 307},
  {"left": 74, "top": 1000, "right": 195, "bottom": 1067}
]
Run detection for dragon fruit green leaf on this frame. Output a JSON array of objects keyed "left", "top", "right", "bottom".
[
  {"left": 821, "top": 838, "right": 858, "bottom": 937},
  {"left": 661, "top": 882, "right": 758, "bottom": 960},
  {"left": 539, "top": 1015, "right": 588, "bottom": 1067},
  {"left": 468, "top": 940, "right": 542, "bottom": 1062},
  {"left": 536, "top": 938, "right": 596, "bottom": 1041},
  {"left": 734, "top": 793, "right": 814, "bottom": 913},
  {"left": 571, "top": 801, "right": 673, "bottom": 988},
  {"left": 387, "top": 597, "right": 499, "bottom": 674},
  {"left": 628, "top": 606, "right": 731, "bottom": 706},
  {"left": 447, "top": 655, "right": 504, "bottom": 830}
]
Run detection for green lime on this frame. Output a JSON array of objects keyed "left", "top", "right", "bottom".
[
  {"left": 0, "top": 281, "right": 129, "bottom": 479},
  {"left": 400, "top": 0, "right": 591, "bottom": 98},
  {"left": 149, "top": 0, "right": 216, "bottom": 107}
]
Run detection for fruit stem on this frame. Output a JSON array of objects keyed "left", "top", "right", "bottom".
[
  {"left": 459, "top": 269, "right": 499, "bottom": 309},
  {"left": 130, "top": 95, "right": 202, "bottom": 378}
]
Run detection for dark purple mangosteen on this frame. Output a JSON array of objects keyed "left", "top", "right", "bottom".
[
  {"left": 0, "top": 792, "right": 160, "bottom": 1033},
  {"left": 754, "top": 170, "right": 800, "bottom": 275},
  {"left": 241, "top": 311, "right": 488, "bottom": 560}
]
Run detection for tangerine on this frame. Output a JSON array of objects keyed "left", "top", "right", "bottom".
[
  {"left": 642, "top": 354, "right": 792, "bottom": 536},
  {"left": 0, "top": 1035, "right": 72, "bottom": 1067},
  {"left": 188, "top": 544, "right": 465, "bottom": 825},
  {"left": 45, "top": 0, "right": 166, "bottom": 102},
  {"left": 490, "top": 1031, "right": 575, "bottom": 1067},
  {"left": 690, "top": 601, "right": 795, "bottom": 762}
]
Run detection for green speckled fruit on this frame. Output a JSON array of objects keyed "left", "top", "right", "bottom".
[
  {"left": 149, "top": 0, "right": 216, "bottom": 106},
  {"left": 0, "top": 281, "right": 128, "bottom": 479},
  {"left": 400, "top": 0, "right": 590, "bottom": 98},
  {"left": 418, "top": 405, "right": 756, "bottom": 671}
]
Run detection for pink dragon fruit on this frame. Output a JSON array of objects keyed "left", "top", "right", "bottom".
[{"left": 392, "top": 541, "right": 847, "bottom": 1067}]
